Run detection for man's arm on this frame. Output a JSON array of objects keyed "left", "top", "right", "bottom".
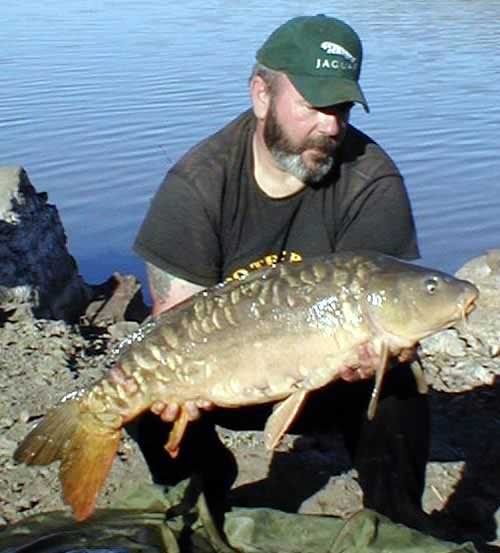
[{"left": 147, "top": 262, "right": 205, "bottom": 317}]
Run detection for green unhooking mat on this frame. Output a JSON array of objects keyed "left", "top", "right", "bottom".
[{"left": 0, "top": 479, "right": 478, "bottom": 553}]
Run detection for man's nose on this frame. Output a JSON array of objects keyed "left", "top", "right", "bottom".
[{"left": 317, "top": 111, "right": 342, "bottom": 136}]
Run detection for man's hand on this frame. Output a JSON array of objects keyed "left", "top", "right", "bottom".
[
  {"left": 338, "top": 345, "right": 418, "bottom": 383},
  {"left": 397, "top": 346, "right": 418, "bottom": 364},
  {"left": 150, "top": 399, "right": 214, "bottom": 422},
  {"left": 339, "top": 365, "right": 373, "bottom": 382}
]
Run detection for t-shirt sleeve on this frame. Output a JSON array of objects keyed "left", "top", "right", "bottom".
[
  {"left": 335, "top": 174, "right": 420, "bottom": 260},
  {"left": 133, "top": 170, "right": 221, "bottom": 287}
]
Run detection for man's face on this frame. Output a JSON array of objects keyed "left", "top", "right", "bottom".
[{"left": 263, "top": 75, "right": 352, "bottom": 183}]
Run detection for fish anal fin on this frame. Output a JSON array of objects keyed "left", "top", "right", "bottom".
[
  {"left": 264, "top": 390, "right": 308, "bottom": 450},
  {"left": 165, "top": 407, "right": 191, "bottom": 459}
]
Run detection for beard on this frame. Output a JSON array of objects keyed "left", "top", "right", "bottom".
[{"left": 263, "top": 100, "right": 338, "bottom": 184}]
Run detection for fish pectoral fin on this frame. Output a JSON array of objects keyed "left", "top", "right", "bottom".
[
  {"left": 367, "top": 342, "right": 389, "bottom": 420},
  {"left": 165, "top": 407, "right": 191, "bottom": 459},
  {"left": 264, "top": 391, "right": 308, "bottom": 450}
]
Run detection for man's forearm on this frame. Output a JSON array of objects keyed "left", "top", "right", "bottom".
[{"left": 146, "top": 263, "right": 205, "bottom": 316}]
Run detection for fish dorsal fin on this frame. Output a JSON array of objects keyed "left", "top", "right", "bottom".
[
  {"left": 264, "top": 390, "right": 308, "bottom": 450},
  {"left": 367, "top": 342, "right": 389, "bottom": 420}
]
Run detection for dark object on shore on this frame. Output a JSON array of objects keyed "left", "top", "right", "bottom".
[{"left": 0, "top": 166, "right": 149, "bottom": 325}]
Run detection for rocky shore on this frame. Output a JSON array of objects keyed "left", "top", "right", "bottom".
[{"left": 0, "top": 167, "right": 499, "bottom": 550}]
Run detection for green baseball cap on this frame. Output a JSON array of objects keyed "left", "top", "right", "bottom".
[{"left": 256, "top": 15, "right": 369, "bottom": 112}]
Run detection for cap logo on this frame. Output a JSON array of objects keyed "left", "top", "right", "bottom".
[
  {"left": 316, "top": 41, "right": 358, "bottom": 72},
  {"left": 320, "top": 41, "right": 356, "bottom": 62}
]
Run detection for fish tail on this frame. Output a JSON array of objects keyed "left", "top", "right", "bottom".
[{"left": 14, "top": 398, "right": 121, "bottom": 521}]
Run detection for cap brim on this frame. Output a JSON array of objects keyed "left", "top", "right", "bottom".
[{"left": 288, "top": 74, "right": 369, "bottom": 113}]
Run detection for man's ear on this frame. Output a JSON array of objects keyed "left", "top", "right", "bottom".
[{"left": 250, "top": 75, "right": 272, "bottom": 120}]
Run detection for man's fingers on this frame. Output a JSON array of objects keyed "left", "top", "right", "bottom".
[
  {"left": 184, "top": 401, "right": 202, "bottom": 420},
  {"left": 151, "top": 401, "right": 180, "bottom": 422},
  {"left": 339, "top": 366, "right": 372, "bottom": 382},
  {"left": 150, "top": 399, "right": 214, "bottom": 421},
  {"left": 195, "top": 399, "right": 214, "bottom": 410},
  {"left": 339, "top": 367, "right": 358, "bottom": 382},
  {"left": 397, "top": 347, "right": 417, "bottom": 364}
]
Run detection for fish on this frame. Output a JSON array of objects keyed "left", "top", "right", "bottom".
[{"left": 13, "top": 251, "right": 478, "bottom": 521}]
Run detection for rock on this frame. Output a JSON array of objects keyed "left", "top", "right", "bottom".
[
  {"left": 84, "top": 272, "right": 149, "bottom": 326},
  {"left": 456, "top": 250, "right": 500, "bottom": 355},
  {"left": 0, "top": 437, "right": 18, "bottom": 457},
  {"left": 420, "top": 329, "right": 467, "bottom": 357},
  {"left": 0, "top": 166, "right": 92, "bottom": 323},
  {"left": 456, "top": 249, "right": 500, "bottom": 289},
  {"left": 419, "top": 250, "right": 500, "bottom": 392},
  {"left": 425, "top": 357, "right": 496, "bottom": 392},
  {"left": 107, "top": 321, "right": 141, "bottom": 341}
]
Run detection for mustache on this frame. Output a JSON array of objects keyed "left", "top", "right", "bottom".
[{"left": 301, "top": 135, "right": 337, "bottom": 155}]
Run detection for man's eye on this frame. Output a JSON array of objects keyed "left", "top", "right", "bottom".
[{"left": 318, "top": 103, "right": 353, "bottom": 117}]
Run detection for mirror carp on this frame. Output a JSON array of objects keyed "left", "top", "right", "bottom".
[{"left": 14, "top": 251, "right": 479, "bottom": 521}]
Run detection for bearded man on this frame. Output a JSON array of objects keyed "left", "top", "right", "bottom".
[{"left": 133, "top": 14, "right": 431, "bottom": 535}]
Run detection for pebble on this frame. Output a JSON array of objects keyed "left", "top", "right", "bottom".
[
  {"left": 420, "top": 329, "right": 466, "bottom": 357},
  {"left": 0, "top": 437, "right": 18, "bottom": 455},
  {"left": 0, "top": 417, "right": 14, "bottom": 429}
]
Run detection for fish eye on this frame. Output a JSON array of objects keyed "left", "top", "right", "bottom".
[{"left": 424, "top": 276, "right": 439, "bottom": 294}]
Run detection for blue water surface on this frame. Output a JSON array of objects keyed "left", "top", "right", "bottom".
[{"left": 1, "top": 0, "right": 499, "bottom": 292}]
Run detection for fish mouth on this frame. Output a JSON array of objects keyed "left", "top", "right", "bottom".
[{"left": 442, "top": 292, "right": 478, "bottom": 330}]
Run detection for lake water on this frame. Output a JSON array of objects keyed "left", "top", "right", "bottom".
[{"left": 2, "top": 0, "right": 500, "bottom": 295}]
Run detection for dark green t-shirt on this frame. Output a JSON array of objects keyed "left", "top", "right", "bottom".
[{"left": 134, "top": 110, "right": 419, "bottom": 286}]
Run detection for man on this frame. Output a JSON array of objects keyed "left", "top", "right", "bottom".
[{"left": 133, "top": 14, "right": 430, "bottom": 533}]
